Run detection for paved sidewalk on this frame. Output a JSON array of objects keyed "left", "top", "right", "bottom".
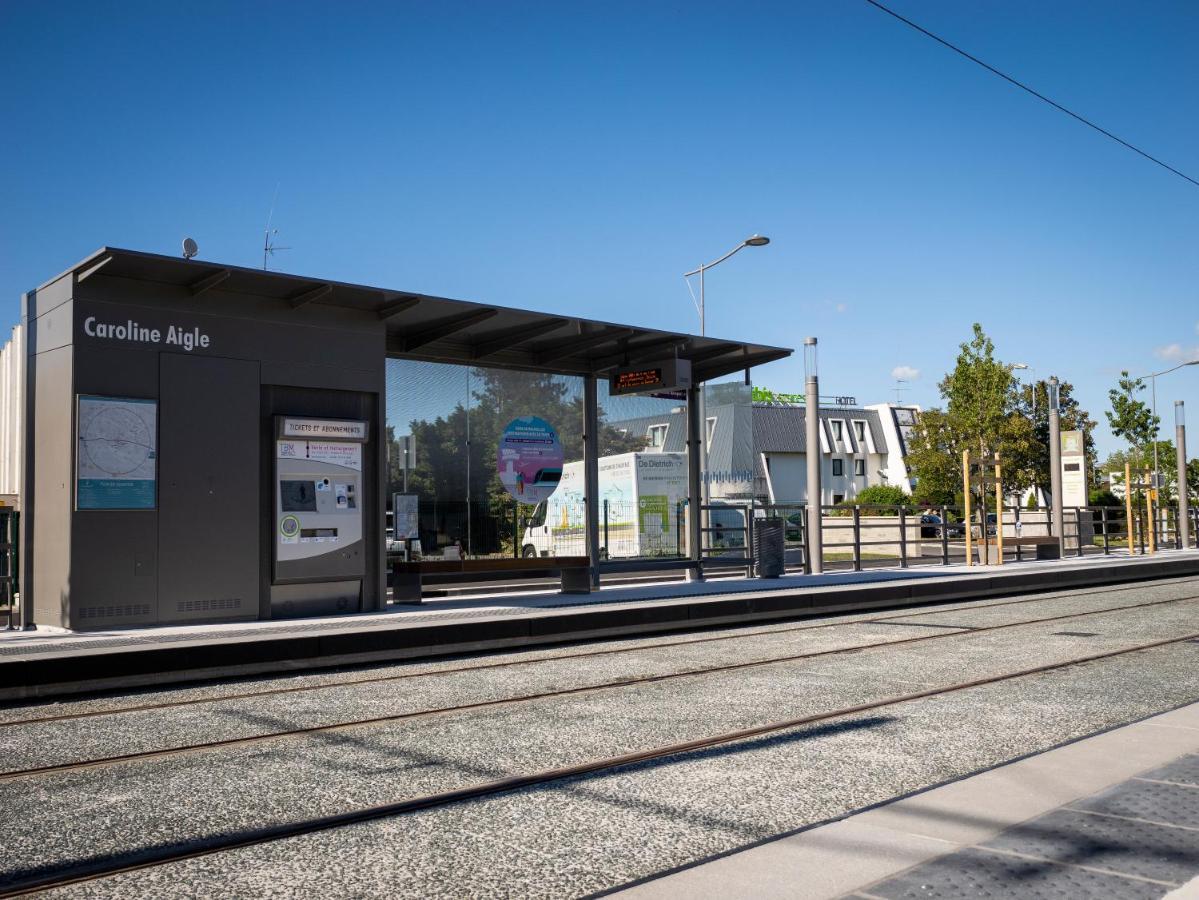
[{"left": 612, "top": 703, "right": 1199, "bottom": 899}]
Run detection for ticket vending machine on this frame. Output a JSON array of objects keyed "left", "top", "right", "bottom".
[{"left": 272, "top": 416, "right": 369, "bottom": 617}]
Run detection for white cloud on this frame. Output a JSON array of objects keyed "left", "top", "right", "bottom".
[
  {"left": 1155, "top": 343, "right": 1199, "bottom": 362},
  {"left": 1156, "top": 344, "right": 1184, "bottom": 361},
  {"left": 891, "top": 365, "right": 920, "bottom": 381},
  {"left": 834, "top": 302, "right": 848, "bottom": 314},
  {"left": 1195, "top": 320, "right": 1199, "bottom": 336}
]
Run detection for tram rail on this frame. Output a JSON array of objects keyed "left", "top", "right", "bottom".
[
  {"left": 2, "top": 592, "right": 1195, "bottom": 782},
  {"left": 2, "top": 630, "right": 1196, "bottom": 898}
]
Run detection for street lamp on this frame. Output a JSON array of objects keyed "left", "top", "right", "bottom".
[
  {"left": 1009, "top": 362, "right": 1034, "bottom": 419},
  {"left": 683, "top": 235, "right": 770, "bottom": 508},
  {"left": 1136, "top": 358, "right": 1199, "bottom": 496},
  {"left": 684, "top": 235, "right": 771, "bottom": 337}
]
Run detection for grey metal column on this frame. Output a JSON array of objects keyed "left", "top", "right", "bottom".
[
  {"left": 583, "top": 375, "right": 601, "bottom": 588},
  {"left": 686, "top": 382, "right": 704, "bottom": 582},
  {"left": 1177, "top": 401, "right": 1189, "bottom": 550},
  {"left": 17, "top": 291, "right": 34, "bottom": 629},
  {"left": 805, "top": 338, "right": 823, "bottom": 574},
  {"left": 1048, "top": 376, "right": 1064, "bottom": 549}
]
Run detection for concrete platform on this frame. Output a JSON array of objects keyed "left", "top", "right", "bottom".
[
  {"left": 2, "top": 550, "right": 1198, "bottom": 701},
  {"left": 611, "top": 702, "right": 1199, "bottom": 899}
]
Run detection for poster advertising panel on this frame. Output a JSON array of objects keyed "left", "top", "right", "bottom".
[
  {"left": 496, "top": 416, "right": 564, "bottom": 503},
  {"left": 76, "top": 395, "right": 158, "bottom": 509}
]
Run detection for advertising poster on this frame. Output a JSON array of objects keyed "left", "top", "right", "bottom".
[
  {"left": 76, "top": 395, "right": 158, "bottom": 509},
  {"left": 496, "top": 416, "right": 564, "bottom": 503},
  {"left": 393, "top": 493, "right": 420, "bottom": 540}
]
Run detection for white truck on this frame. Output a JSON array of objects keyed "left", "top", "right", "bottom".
[
  {"left": 520, "top": 452, "right": 748, "bottom": 559},
  {"left": 521, "top": 452, "right": 689, "bottom": 558}
]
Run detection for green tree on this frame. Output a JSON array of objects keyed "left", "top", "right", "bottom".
[
  {"left": 905, "top": 324, "right": 1040, "bottom": 505},
  {"left": 1106, "top": 371, "right": 1159, "bottom": 470}
]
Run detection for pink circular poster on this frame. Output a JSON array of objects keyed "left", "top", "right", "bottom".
[{"left": 496, "top": 416, "right": 564, "bottom": 503}]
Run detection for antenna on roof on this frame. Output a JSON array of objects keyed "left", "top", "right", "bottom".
[
  {"left": 893, "top": 379, "right": 909, "bottom": 404},
  {"left": 181, "top": 237, "right": 198, "bottom": 260},
  {"left": 263, "top": 183, "right": 291, "bottom": 270}
]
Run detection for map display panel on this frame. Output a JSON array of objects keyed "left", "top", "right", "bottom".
[{"left": 77, "top": 395, "right": 158, "bottom": 509}]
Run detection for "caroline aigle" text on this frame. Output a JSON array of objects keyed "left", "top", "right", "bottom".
[{"left": 83, "top": 317, "right": 211, "bottom": 351}]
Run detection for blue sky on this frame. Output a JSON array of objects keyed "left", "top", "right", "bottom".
[{"left": 2, "top": 0, "right": 1196, "bottom": 459}]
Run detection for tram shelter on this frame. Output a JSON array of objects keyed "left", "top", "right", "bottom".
[{"left": 16, "top": 247, "right": 790, "bottom": 629}]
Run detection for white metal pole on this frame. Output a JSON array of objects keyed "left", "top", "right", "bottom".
[
  {"left": 699, "top": 264, "right": 709, "bottom": 511},
  {"left": 805, "top": 338, "right": 823, "bottom": 574},
  {"left": 1049, "top": 377, "right": 1064, "bottom": 549},
  {"left": 1177, "top": 401, "right": 1189, "bottom": 550},
  {"left": 465, "top": 367, "right": 471, "bottom": 557}
]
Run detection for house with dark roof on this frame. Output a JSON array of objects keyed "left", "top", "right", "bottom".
[{"left": 609, "top": 398, "right": 919, "bottom": 505}]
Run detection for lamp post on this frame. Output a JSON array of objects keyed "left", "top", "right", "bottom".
[
  {"left": 1048, "top": 376, "right": 1063, "bottom": 547},
  {"left": 1137, "top": 359, "right": 1199, "bottom": 540},
  {"left": 1009, "top": 362, "right": 1031, "bottom": 416},
  {"left": 1177, "top": 401, "right": 1189, "bottom": 550},
  {"left": 1131, "top": 357, "right": 1199, "bottom": 541},
  {"left": 805, "top": 338, "right": 822, "bottom": 574},
  {"left": 684, "top": 235, "right": 770, "bottom": 512}
]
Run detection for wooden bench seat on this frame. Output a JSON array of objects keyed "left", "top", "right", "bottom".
[
  {"left": 1002, "top": 535, "right": 1061, "bottom": 559},
  {"left": 392, "top": 556, "right": 591, "bottom": 604}
]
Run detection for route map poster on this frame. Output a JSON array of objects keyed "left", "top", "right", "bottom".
[{"left": 76, "top": 395, "right": 158, "bottom": 509}]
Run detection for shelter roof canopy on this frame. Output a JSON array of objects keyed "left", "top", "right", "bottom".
[{"left": 59, "top": 247, "right": 792, "bottom": 382}]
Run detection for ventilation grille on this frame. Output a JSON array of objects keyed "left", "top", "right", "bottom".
[
  {"left": 79, "top": 603, "right": 151, "bottom": 620},
  {"left": 177, "top": 597, "right": 242, "bottom": 613}
]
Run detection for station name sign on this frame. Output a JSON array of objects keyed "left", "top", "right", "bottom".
[
  {"left": 278, "top": 417, "right": 369, "bottom": 442},
  {"left": 83, "top": 316, "right": 212, "bottom": 352},
  {"left": 610, "top": 358, "right": 692, "bottom": 396}
]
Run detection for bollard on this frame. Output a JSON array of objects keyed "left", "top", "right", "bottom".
[
  {"left": 852, "top": 506, "right": 862, "bottom": 572},
  {"left": 939, "top": 505, "right": 950, "bottom": 566}
]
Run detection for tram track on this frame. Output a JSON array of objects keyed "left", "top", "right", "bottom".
[
  {"left": 3, "top": 577, "right": 1191, "bottom": 729},
  {"left": 2, "top": 592, "right": 1195, "bottom": 783},
  {"left": 2, "top": 629, "right": 1196, "bottom": 898}
]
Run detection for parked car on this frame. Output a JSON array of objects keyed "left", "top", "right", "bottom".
[{"left": 920, "top": 514, "right": 967, "bottom": 538}]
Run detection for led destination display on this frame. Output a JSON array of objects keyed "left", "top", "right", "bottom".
[{"left": 610, "top": 358, "right": 692, "bottom": 396}]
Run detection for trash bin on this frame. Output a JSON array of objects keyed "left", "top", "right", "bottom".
[{"left": 755, "top": 517, "right": 785, "bottom": 578}]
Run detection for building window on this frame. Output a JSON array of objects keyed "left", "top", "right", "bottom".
[
  {"left": 833, "top": 493, "right": 845, "bottom": 504},
  {"left": 832, "top": 421, "right": 843, "bottom": 442},
  {"left": 705, "top": 416, "right": 717, "bottom": 451},
  {"left": 854, "top": 459, "right": 866, "bottom": 477},
  {"left": 832, "top": 459, "right": 844, "bottom": 477},
  {"left": 647, "top": 424, "right": 668, "bottom": 449},
  {"left": 854, "top": 421, "right": 866, "bottom": 442}
]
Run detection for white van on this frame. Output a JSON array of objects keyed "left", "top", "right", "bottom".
[
  {"left": 521, "top": 452, "right": 749, "bottom": 559},
  {"left": 522, "top": 452, "right": 688, "bottom": 558}
]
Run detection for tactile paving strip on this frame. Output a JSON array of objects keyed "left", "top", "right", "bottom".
[
  {"left": 1139, "top": 754, "right": 1199, "bottom": 788},
  {"left": 1070, "top": 777, "right": 1199, "bottom": 830},
  {"left": 861, "top": 755, "right": 1199, "bottom": 899},
  {"left": 982, "top": 808, "right": 1199, "bottom": 885},
  {"left": 861, "top": 846, "right": 1166, "bottom": 899}
]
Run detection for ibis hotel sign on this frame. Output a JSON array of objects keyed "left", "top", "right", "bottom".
[{"left": 610, "top": 358, "right": 692, "bottom": 396}]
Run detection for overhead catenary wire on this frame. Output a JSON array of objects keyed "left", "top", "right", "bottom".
[{"left": 863, "top": 0, "right": 1199, "bottom": 190}]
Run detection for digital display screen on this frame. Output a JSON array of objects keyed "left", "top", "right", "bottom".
[
  {"left": 280, "top": 479, "right": 318, "bottom": 512},
  {"left": 612, "top": 368, "right": 664, "bottom": 393}
]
